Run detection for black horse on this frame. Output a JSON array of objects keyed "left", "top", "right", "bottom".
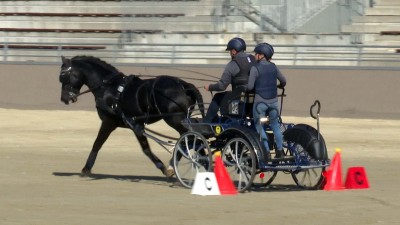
[{"left": 59, "top": 55, "right": 204, "bottom": 177}]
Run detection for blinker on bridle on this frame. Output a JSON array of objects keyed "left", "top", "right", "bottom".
[{"left": 60, "top": 66, "right": 102, "bottom": 101}]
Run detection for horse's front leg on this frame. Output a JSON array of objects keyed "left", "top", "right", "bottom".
[
  {"left": 81, "top": 120, "right": 117, "bottom": 176},
  {"left": 164, "top": 118, "right": 188, "bottom": 177},
  {"left": 133, "top": 126, "right": 173, "bottom": 178}
]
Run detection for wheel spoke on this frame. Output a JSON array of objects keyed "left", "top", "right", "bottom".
[
  {"left": 184, "top": 136, "right": 194, "bottom": 161},
  {"left": 235, "top": 147, "right": 250, "bottom": 185},
  {"left": 176, "top": 145, "right": 189, "bottom": 159}
]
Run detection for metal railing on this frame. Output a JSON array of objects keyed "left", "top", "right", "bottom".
[{"left": 1, "top": 41, "right": 400, "bottom": 69}]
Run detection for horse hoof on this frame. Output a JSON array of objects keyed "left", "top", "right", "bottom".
[
  {"left": 164, "top": 168, "right": 175, "bottom": 178},
  {"left": 81, "top": 168, "right": 91, "bottom": 177}
]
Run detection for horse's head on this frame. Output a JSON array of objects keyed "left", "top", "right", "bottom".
[{"left": 59, "top": 56, "right": 86, "bottom": 104}]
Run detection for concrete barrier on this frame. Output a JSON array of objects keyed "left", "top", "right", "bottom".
[{"left": 0, "top": 63, "right": 398, "bottom": 120}]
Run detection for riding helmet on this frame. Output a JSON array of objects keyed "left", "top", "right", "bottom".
[
  {"left": 254, "top": 43, "right": 274, "bottom": 59},
  {"left": 226, "top": 37, "right": 246, "bottom": 52}
]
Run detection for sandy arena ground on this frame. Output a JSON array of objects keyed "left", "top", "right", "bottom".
[
  {"left": 1, "top": 108, "right": 400, "bottom": 225},
  {"left": 1, "top": 62, "right": 400, "bottom": 224}
]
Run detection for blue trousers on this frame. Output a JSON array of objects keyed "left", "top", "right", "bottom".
[
  {"left": 204, "top": 92, "right": 228, "bottom": 123},
  {"left": 253, "top": 102, "right": 283, "bottom": 152}
]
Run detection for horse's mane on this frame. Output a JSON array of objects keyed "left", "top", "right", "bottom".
[{"left": 71, "top": 55, "right": 121, "bottom": 75}]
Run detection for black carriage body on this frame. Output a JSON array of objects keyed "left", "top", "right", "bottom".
[
  {"left": 174, "top": 88, "right": 330, "bottom": 191},
  {"left": 181, "top": 89, "right": 329, "bottom": 168},
  {"left": 283, "top": 124, "right": 328, "bottom": 161}
]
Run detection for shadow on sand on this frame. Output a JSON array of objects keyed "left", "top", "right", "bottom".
[
  {"left": 52, "top": 172, "right": 185, "bottom": 188},
  {"left": 250, "top": 184, "right": 315, "bottom": 193},
  {"left": 52, "top": 172, "right": 318, "bottom": 193}
]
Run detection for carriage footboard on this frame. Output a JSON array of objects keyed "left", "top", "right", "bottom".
[{"left": 181, "top": 118, "right": 223, "bottom": 137}]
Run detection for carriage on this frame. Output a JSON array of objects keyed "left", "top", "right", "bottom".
[
  {"left": 172, "top": 89, "right": 330, "bottom": 192},
  {"left": 58, "top": 55, "right": 330, "bottom": 193}
]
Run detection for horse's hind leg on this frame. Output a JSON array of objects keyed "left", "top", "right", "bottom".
[
  {"left": 133, "top": 128, "right": 172, "bottom": 177},
  {"left": 81, "top": 121, "right": 117, "bottom": 176}
]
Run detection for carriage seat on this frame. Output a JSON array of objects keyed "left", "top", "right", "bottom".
[{"left": 220, "top": 89, "right": 254, "bottom": 120}]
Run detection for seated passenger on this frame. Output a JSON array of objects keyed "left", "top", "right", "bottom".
[
  {"left": 203, "top": 37, "right": 255, "bottom": 122},
  {"left": 247, "top": 43, "right": 286, "bottom": 159}
]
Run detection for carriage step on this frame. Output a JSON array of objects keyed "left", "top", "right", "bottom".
[
  {"left": 260, "top": 163, "right": 329, "bottom": 170},
  {"left": 265, "top": 156, "right": 295, "bottom": 163}
]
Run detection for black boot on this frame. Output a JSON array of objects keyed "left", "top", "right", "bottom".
[{"left": 275, "top": 150, "right": 284, "bottom": 159}]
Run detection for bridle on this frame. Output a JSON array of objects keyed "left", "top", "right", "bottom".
[{"left": 60, "top": 66, "right": 103, "bottom": 102}]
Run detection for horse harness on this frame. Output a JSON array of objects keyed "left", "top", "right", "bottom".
[
  {"left": 117, "top": 75, "right": 195, "bottom": 129},
  {"left": 128, "top": 75, "right": 188, "bottom": 124}
]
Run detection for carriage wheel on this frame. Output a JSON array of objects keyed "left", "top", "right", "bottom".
[
  {"left": 252, "top": 141, "right": 278, "bottom": 188},
  {"left": 289, "top": 143, "right": 324, "bottom": 189},
  {"left": 252, "top": 170, "right": 278, "bottom": 187},
  {"left": 221, "top": 137, "right": 256, "bottom": 193},
  {"left": 173, "top": 131, "right": 212, "bottom": 189}
]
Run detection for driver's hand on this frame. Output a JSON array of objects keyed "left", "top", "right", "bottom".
[{"left": 204, "top": 84, "right": 209, "bottom": 91}]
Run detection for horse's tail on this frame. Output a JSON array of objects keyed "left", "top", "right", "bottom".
[{"left": 183, "top": 82, "right": 205, "bottom": 118}]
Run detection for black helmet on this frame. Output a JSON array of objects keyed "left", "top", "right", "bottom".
[
  {"left": 254, "top": 43, "right": 274, "bottom": 59},
  {"left": 226, "top": 37, "right": 246, "bottom": 52}
]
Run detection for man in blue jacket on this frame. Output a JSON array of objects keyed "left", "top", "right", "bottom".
[{"left": 247, "top": 43, "right": 286, "bottom": 159}]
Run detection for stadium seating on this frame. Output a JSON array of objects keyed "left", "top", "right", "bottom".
[
  {"left": 0, "top": 0, "right": 399, "bottom": 66},
  {"left": 342, "top": 0, "right": 400, "bottom": 46}
]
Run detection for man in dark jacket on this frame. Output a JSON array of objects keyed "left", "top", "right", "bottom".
[{"left": 204, "top": 37, "right": 255, "bottom": 122}]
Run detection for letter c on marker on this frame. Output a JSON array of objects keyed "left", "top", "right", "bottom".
[
  {"left": 204, "top": 177, "right": 212, "bottom": 191},
  {"left": 355, "top": 171, "right": 364, "bottom": 185}
]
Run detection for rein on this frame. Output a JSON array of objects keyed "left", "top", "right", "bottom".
[
  {"left": 137, "top": 74, "right": 217, "bottom": 83},
  {"left": 70, "top": 84, "right": 103, "bottom": 99},
  {"left": 73, "top": 88, "right": 92, "bottom": 97}
]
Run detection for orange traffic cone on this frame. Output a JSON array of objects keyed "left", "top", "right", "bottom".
[
  {"left": 323, "top": 148, "right": 345, "bottom": 191},
  {"left": 214, "top": 156, "right": 237, "bottom": 195},
  {"left": 345, "top": 167, "right": 370, "bottom": 189}
]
